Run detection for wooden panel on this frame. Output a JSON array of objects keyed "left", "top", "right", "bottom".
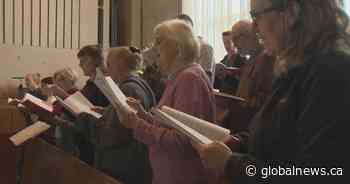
[
  {"left": 14, "top": 0, "right": 23, "bottom": 46},
  {"left": 21, "top": 139, "right": 123, "bottom": 184},
  {"left": 48, "top": 0, "right": 56, "bottom": 48},
  {"left": 0, "top": 134, "right": 16, "bottom": 184},
  {"left": 214, "top": 93, "right": 254, "bottom": 133},
  {"left": 11, "top": 107, "right": 27, "bottom": 133},
  {"left": 56, "top": 0, "right": 64, "bottom": 48},
  {"left": 23, "top": 0, "right": 31, "bottom": 46},
  {"left": 118, "top": 0, "right": 132, "bottom": 46},
  {"left": 4, "top": 0, "right": 13, "bottom": 44},
  {"left": 0, "top": 0, "right": 3, "bottom": 44},
  {"left": 32, "top": 0, "right": 40, "bottom": 46},
  {"left": 0, "top": 107, "right": 14, "bottom": 134},
  {"left": 80, "top": 0, "right": 98, "bottom": 46},
  {"left": 64, "top": 0, "right": 72, "bottom": 48},
  {"left": 0, "top": 106, "right": 26, "bottom": 134},
  {"left": 71, "top": 0, "right": 80, "bottom": 49},
  {"left": 40, "top": 0, "right": 48, "bottom": 48},
  {"left": 103, "top": 0, "right": 110, "bottom": 48}
]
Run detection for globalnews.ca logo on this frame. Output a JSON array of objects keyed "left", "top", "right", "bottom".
[{"left": 245, "top": 165, "right": 344, "bottom": 179}]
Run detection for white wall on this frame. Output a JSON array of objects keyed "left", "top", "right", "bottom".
[
  {"left": 0, "top": 0, "right": 107, "bottom": 88},
  {"left": 0, "top": 46, "right": 87, "bottom": 87}
]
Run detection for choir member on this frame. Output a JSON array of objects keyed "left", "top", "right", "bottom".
[
  {"left": 194, "top": 0, "right": 350, "bottom": 184},
  {"left": 118, "top": 19, "right": 218, "bottom": 184}
]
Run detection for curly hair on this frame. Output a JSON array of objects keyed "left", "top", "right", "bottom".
[{"left": 273, "top": 0, "right": 350, "bottom": 61}]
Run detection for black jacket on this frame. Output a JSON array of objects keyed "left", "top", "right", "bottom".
[{"left": 225, "top": 50, "right": 349, "bottom": 184}]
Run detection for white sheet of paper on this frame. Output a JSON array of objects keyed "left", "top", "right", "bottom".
[
  {"left": 57, "top": 93, "right": 102, "bottom": 119},
  {"left": 94, "top": 68, "right": 136, "bottom": 114},
  {"left": 151, "top": 108, "right": 213, "bottom": 144},
  {"left": 10, "top": 121, "right": 51, "bottom": 146},
  {"left": 161, "top": 106, "right": 231, "bottom": 142}
]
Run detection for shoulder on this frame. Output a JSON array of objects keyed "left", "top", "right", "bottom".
[
  {"left": 120, "top": 77, "right": 149, "bottom": 97},
  {"left": 120, "top": 81, "right": 141, "bottom": 93},
  {"left": 178, "top": 64, "right": 202, "bottom": 79},
  {"left": 310, "top": 50, "right": 350, "bottom": 81},
  {"left": 291, "top": 50, "right": 350, "bottom": 98},
  {"left": 175, "top": 64, "right": 209, "bottom": 88}
]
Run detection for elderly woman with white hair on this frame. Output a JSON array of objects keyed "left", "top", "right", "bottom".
[{"left": 118, "top": 19, "right": 217, "bottom": 184}]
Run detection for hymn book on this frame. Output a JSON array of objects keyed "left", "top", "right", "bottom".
[
  {"left": 151, "top": 106, "right": 231, "bottom": 144},
  {"left": 213, "top": 91, "right": 246, "bottom": 102},
  {"left": 93, "top": 68, "right": 136, "bottom": 114},
  {"left": 9, "top": 121, "right": 51, "bottom": 146},
  {"left": 56, "top": 91, "right": 102, "bottom": 119},
  {"left": 9, "top": 93, "right": 54, "bottom": 114}
]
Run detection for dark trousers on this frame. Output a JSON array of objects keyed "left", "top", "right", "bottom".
[{"left": 77, "top": 138, "right": 95, "bottom": 166}]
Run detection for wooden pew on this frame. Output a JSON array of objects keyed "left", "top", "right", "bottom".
[
  {"left": 21, "top": 138, "right": 123, "bottom": 184},
  {"left": 214, "top": 92, "right": 255, "bottom": 133},
  {"left": 0, "top": 99, "right": 27, "bottom": 134},
  {"left": 0, "top": 99, "right": 28, "bottom": 184},
  {"left": 0, "top": 99, "right": 123, "bottom": 184},
  {"left": 0, "top": 134, "right": 17, "bottom": 184}
]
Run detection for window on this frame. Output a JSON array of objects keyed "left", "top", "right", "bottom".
[
  {"left": 182, "top": 0, "right": 251, "bottom": 62},
  {"left": 344, "top": 0, "right": 350, "bottom": 15}
]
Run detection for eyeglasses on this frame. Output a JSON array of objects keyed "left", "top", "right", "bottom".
[{"left": 250, "top": 6, "right": 277, "bottom": 21}]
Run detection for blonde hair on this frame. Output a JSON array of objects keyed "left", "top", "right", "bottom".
[
  {"left": 107, "top": 46, "right": 143, "bottom": 73},
  {"left": 25, "top": 73, "right": 41, "bottom": 83},
  {"left": 24, "top": 73, "right": 41, "bottom": 89},
  {"left": 154, "top": 19, "right": 200, "bottom": 63},
  {"left": 53, "top": 68, "right": 78, "bottom": 86}
]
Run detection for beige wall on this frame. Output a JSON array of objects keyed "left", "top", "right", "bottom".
[
  {"left": 0, "top": 0, "right": 102, "bottom": 88},
  {"left": 0, "top": 46, "right": 87, "bottom": 87},
  {"left": 142, "top": 0, "right": 181, "bottom": 46},
  {"left": 0, "top": 0, "right": 181, "bottom": 87}
]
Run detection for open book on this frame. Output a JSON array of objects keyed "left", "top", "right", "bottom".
[
  {"left": 9, "top": 121, "right": 51, "bottom": 146},
  {"left": 151, "top": 106, "right": 231, "bottom": 144},
  {"left": 9, "top": 93, "right": 53, "bottom": 114},
  {"left": 93, "top": 68, "right": 135, "bottom": 114},
  {"left": 56, "top": 91, "right": 102, "bottom": 119},
  {"left": 213, "top": 91, "right": 246, "bottom": 103}
]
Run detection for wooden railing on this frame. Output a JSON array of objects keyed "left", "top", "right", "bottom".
[{"left": 0, "top": 101, "right": 123, "bottom": 184}]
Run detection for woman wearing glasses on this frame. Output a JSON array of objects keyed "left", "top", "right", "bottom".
[
  {"left": 194, "top": 0, "right": 350, "bottom": 183},
  {"left": 117, "top": 19, "right": 218, "bottom": 184}
]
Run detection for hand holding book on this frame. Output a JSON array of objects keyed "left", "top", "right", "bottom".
[
  {"left": 126, "top": 97, "right": 150, "bottom": 120},
  {"left": 191, "top": 141, "right": 233, "bottom": 171},
  {"left": 56, "top": 91, "right": 102, "bottom": 119},
  {"left": 117, "top": 104, "right": 140, "bottom": 129},
  {"left": 151, "top": 106, "right": 232, "bottom": 144},
  {"left": 91, "top": 106, "right": 105, "bottom": 114},
  {"left": 93, "top": 68, "right": 136, "bottom": 116},
  {"left": 9, "top": 93, "right": 54, "bottom": 115}
]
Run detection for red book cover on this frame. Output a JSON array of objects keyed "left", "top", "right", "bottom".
[
  {"left": 224, "top": 67, "right": 240, "bottom": 76},
  {"left": 21, "top": 93, "right": 53, "bottom": 114}
]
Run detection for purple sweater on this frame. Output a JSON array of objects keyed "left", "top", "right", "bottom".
[{"left": 134, "top": 63, "right": 217, "bottom": 184}]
